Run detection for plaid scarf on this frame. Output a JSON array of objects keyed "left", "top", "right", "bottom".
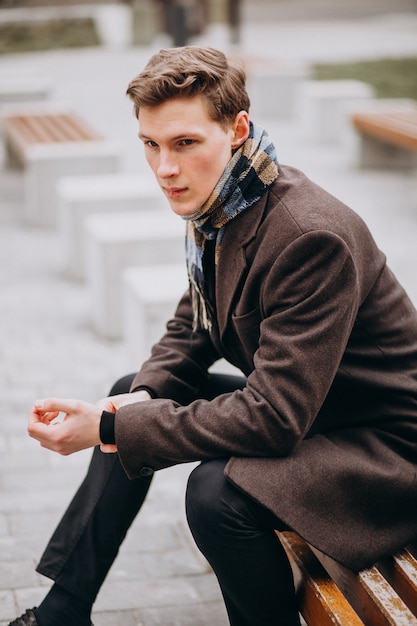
[{"left": 184, "top": 122, "right": 279, "bottom": 331}]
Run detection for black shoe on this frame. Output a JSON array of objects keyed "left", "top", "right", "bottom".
[
  {"left": 8, "top": 609, "right": 94, "bottom": 626},
  {"left": 8, "top": 609, "right": 39, "bottom": 626}
]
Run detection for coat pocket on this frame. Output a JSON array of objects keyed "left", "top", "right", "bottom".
[{"left": 230, "top": 307, "right": 261, "bottom": 363}]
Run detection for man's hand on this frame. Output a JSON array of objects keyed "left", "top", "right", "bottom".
[
  {"left": 28, "top": 398, "right": 102, "bottom": 456},
  {"left": 28, "top": 390, "right": 153, "bottom": 456}
]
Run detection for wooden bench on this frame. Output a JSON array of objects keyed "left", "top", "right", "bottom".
[
  {"left": 277, "top": 531, "right": 417, "bottom": 625},
  {"left": 351, "top": 111, "right": 417, "bottom": 169},
  {"left": 0, "top": 109, "right": 121, "bottom": 226},
  {"left": 2, "top": 111, "right": 103, "bottom": 168}
]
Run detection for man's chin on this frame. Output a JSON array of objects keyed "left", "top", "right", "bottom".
[{"left": 168, "top": 202, "right": 198, "bottom": 218}]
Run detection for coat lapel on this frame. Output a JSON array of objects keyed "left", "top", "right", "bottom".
[{"left": 215, "top": 193, "right": 268, "bottom": 338}]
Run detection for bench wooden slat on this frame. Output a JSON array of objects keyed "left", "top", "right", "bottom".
[
  {"left": 359, "top": 567, "right": 417, "bottom": 626},
  {"left": 2, "top": 116, "right": 37, "bottom": 165},
  {"left": 26, "top": 114, "right": 79, "bottom": 143},
  {"left": 406, "top": 545, "right": 417, "bottom": 561},
  {"left": 5, "top": 115, "right": 67, "bottom": 146},
  {"left": 41, "top": 113, "right": 102, "bottom": 142},
  {"left": 351, "top": 111, "right": 417, "bottom": 152},
  {"left": 377, "top": 548, "right": 417, "bottom": 617},
  {"left": 277, "top": 532, "right": 365, "bottom": 626},
  {"left": 8, "top": 116, "right": 52, "bottom": 144},
  {"left": 4, "top": 113, "right": 101, "bottom": 144},
  {"left": 277, "top": 531, "right": 417, "bottom": 626},
  {"left": 2, "top": 111, "right": 103, "bottom": 167},
  {"left": 310, "top": 545, "right": 417, "bottom": 626}
]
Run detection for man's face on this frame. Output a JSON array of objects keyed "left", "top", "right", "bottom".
[{"left": 138, "top": 95, "right": 237, "bottom": 217}]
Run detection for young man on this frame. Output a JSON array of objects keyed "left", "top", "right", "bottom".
[{"left": 10, "top": 46, "right": 417, "bottom": 626}]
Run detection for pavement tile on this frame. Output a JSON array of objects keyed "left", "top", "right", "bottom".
[
  {"left": 134, "top": 601, "right": 229, "bottom": 626},
  {"left": 0, "top": 590, "right": 17, "bottom": 624},
  {"left": 107, "top": 546, "right": 207, "bottom": 582},
  {"left": 0, "top": 559, "right": 39, "bottom": 591},
  {"left": 0, "top": 5, "right": 416, "bottom": 624},
  {"left": 0, "top": 536, "right": 50, "bottom": 562},
  {"left": 93, "top": 610, "right": 142, "bottom": 626},
  {"left": 95, "top": 576, "right": 208, "bottom": 612}
]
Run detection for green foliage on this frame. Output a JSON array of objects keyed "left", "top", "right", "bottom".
[
  {"left": 0, "top": 18, "right": 100, "bottom": 54},
  {"left": 312, "top": 57, "right": 417, "bottom": 101}
]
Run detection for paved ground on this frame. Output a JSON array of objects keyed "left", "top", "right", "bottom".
[{"left": 1, "top": 6, "right": 417, "bottom": 625}]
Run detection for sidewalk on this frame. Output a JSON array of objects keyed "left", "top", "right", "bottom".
[{"left": 1, "top": 8, "right": 417, "bottom": 625}]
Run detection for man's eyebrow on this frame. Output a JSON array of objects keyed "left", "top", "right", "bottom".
[{"left": 139, "top": 130, "right": 203, "bottom": 142}]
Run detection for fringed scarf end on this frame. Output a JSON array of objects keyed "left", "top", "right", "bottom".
[{"left": 191, "top": 283, "right": 212, "bottom": 332}]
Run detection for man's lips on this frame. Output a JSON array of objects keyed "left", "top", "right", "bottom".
[{"left": 163, "top": 186, "right": 187, "bottom": 199}]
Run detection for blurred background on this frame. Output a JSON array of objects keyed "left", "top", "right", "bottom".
[{"left": 1, "top": 2, "right": 417, "bottom": 625}]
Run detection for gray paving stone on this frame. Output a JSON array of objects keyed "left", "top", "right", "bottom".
[
  {"left": 107, "top": 547, "right": 206, "bottom": 582},
  {"left": 95, "top": 576, "right": 211, "bottom": 612},
  {"left": 93, "top": 610, "right": 142, "bottom": 626},
  {"left": 0, "top": 536, "right": 49, "bottom": 562},
  {"left": 0, "top": 6, "right": 416, "bottom": 625},
  {"left": 0, "top": 559, "right": 38, "bottom": 590},
  {"left": 134, "top": 601, "right": 229, "bottom": 626},
  {"left": 13, "top": 587, "right": 49, "bottom": 619},
  {"left": 0, "top": 514, "right": 8, "bottom": 536},
  {"left": 0, "top": 590, "right": 17, "bottom": 624}
]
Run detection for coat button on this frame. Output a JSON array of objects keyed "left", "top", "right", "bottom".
[{"left": 139, "top": 466, "right": 154, "bottom": 477}]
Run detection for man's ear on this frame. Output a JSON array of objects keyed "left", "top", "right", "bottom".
[{"left": 231, "top": 111, "right": 250, "bottom": 149}]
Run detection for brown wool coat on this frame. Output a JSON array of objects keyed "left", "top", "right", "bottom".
[{"left": 115, "top": 165, "right": 417, "bottom": 570}]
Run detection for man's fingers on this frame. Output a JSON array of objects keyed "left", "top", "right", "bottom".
[
  {"left": 30, "top": 398, "right": 86, "bottom": 425},
  {"left": 27, "top": 419, "right": 59, "bottom": 448},
  {"left": 27, "top": 397, "right": 101, "bottom": 456},
  {"left": 33, "top": 398, "right": 77, "bottom": 414}
]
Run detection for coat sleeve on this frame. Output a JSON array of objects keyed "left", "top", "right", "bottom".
[{"left": 116, "top": 231, "right": 361, "bottom": 479}]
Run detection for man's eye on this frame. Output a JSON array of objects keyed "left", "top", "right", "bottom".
[
  {"left": 180, "top": 139, "right": 194, "bottom": 146},
  {"left": 146, "top": 140, "right": 158, "bottom": 148}
]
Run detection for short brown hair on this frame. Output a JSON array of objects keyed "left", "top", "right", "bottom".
[{"left": 126, "top": 46, "right": 250, "bottom": 126}]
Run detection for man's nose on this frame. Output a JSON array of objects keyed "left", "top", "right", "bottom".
[{"left": 157, "top": 151, "right": 179, "bottom": 178}]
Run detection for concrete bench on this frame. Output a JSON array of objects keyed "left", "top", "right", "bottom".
[
  {"left": 84, "top": 209, "right": 185, "bottom": 339},
  {"left": 278, "top": 531, "right": 417, "bottom": 625},
  {"left": 0, "top": 72, "right": 51, "bottom": 106},
  {"left": 121, "top": 263, "right": 243, "bottom": 376},
  {"left": 297, "top": 80, "right": 375, "bottom": 145},
  {"left": 57, "top": 173, "right": 166, "bottom": 280},
  {"left": 241, "top": 57, "right": 309, "bottom": 120},
  {"left": 122, "top": 263, "right": 189, "bottom": 368},
  {"left": 351, "top": 110, "right": 417, "bottom": 170},
  {"left": 1, "top": 107, "right": 121, "bottom": 226}
]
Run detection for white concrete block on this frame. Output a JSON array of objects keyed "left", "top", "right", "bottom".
[
  {"left": 246, "top": 60, "right": 309, "bottom": 119},
  {"left": 23, "top": 140, "right": 123, "bottom": 227},
  {"left": 360, "top": 137, "right": 417, "bottom": 169},
  {"left": 122, "top": 263, "right": 188, "bottom": 368},
  {"left": 57, "top": 173, "right": 167, "bottom": 280},
  {"left": 84, "top": 209, "right": 185, "bottom": 339},
  {"left": 297, "top": 79, "right": 375, "bottom": 145},
  {"left": 0, "top": 72, "right": 51, "bottom": 106},
  {"left": 121, "top": 263, "right": 242, "bottom": 378},
  {"left": 349, "top": 98, "right": 417, "bottom": 169}
]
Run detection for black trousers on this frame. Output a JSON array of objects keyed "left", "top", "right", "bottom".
[{"left": 36, "top": 373, "right": 300, "bottom": 626}]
